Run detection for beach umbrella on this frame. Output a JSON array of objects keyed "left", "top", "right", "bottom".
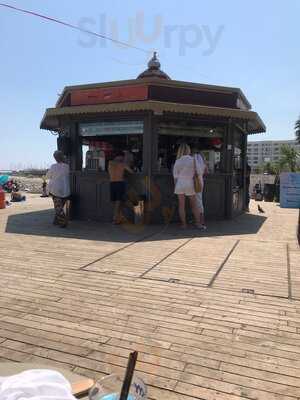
[{"left": 0, "top": 175, "right": 10, "bottom": 186}]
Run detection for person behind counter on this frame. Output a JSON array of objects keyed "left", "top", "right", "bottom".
[
  {"left": 124, "top": 148, "right": 134, "bottom": 169},
  {"left": 108, "top": 151, "right": 133, "bottom": 224},
  {"left": 46, "top": 150, "right": 70, "bottom": 228},
  {"left": 245, "top": 162, "right": 251, "bottom": 212},
  {"left": 173, "top": 143, "right": 202, "bottom": 229},
  {"left": 193, "top": 148, "right": 208, "bottom": 228}
]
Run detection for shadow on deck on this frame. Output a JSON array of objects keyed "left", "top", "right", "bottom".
[{"left": 5, "top": 207, "right": 267, "bottom": 242}]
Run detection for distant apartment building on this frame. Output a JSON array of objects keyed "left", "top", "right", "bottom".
[{"left": 247, "top": 140, "right": 300, "bottom": 169}]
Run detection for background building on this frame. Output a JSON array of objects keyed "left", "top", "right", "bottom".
[{"left": 247, "top": 140, "right": 300, "bottom": 169}]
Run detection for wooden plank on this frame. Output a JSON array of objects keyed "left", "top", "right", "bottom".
[{"left": 1, "top": 195, "right": 300, "bottom": 399}]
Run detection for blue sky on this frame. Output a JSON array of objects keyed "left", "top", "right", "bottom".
[{"left": 0, "top": 0, "right": 299, "bottom": 170}]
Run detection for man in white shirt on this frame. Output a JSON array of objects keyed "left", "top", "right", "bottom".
[{"left": 46, "top": 151, "right": 70, "bottom": 228}]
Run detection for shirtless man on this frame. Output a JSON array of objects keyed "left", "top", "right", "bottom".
[{"left": 108, "top": 151, "right": 133, "bottom": 224}]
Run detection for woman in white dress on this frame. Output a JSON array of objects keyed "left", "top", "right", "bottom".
[{"left": 173, "top": 143, "right": 201, "bottom": 229}]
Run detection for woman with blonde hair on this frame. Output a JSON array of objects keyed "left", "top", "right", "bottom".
[{"left": 173, "top": 143, "right": 202, "bottom": 229}]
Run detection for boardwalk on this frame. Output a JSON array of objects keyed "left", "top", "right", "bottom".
[{"left": 0, "top": 195, "right": 300, "bottom": 399}]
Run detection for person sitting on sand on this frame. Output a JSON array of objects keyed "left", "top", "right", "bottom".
[{"left": 10, "top": 188, "right": 26, "bottom": 202}]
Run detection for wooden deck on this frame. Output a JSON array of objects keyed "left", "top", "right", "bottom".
[{"left": 0, "top": 194, "right": 300, "bottom": 399}]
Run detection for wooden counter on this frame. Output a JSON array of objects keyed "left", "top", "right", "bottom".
[{"left": 70, "top": 171, "right": 234, "bottom": 223}]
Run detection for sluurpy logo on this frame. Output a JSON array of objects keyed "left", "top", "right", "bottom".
[{"left": 77, "top": 11, "right": 224, "bottom": 57}]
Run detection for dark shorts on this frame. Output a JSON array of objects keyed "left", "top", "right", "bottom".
[{"left": 110, "top": 181, "right": 126, "bottom": 202}]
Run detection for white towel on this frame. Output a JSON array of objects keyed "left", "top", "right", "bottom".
[{"left": 0, "top": 369, "right": 76, "bottom": 400}]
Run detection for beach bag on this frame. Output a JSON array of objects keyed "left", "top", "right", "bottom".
[{"left": 193, "top": 157, "right": 202, "bottom": 193}]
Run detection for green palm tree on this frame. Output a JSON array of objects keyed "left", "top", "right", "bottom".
[
  {"left": 279, "top": 144, "right": 299, "bottom": 172},
  {"left": 263, "top": 161, "right": 277, "bottom": 174},
  {"left": 296, "top": 116, "right": 300, "bottom": 144}
]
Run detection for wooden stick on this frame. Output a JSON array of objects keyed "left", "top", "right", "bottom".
[{"left": 119, "top": 351, "right": 138, "bottom": 400}]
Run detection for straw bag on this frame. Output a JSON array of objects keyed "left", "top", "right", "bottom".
[{"left": 193, "top": 157, "right": 202, "bottom": 193}]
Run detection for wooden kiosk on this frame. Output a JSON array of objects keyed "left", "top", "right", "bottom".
[{"left": 41, "top": 53, "right": 266, "bottom": 223}]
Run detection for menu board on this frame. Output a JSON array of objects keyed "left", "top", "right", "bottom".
[
  {"left": 280, "top": 173, "right": 300, "bottom": 208},
  {"left": 79, "top": 121, "right": 144, "bottom": 137}
]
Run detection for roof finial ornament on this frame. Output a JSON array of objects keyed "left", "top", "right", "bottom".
[
  {"left": 137, "top": 51, "right": 171, "bottom": 80},
  {"left": 148, "top": 51, "right": 160, "bottom": 69}
]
